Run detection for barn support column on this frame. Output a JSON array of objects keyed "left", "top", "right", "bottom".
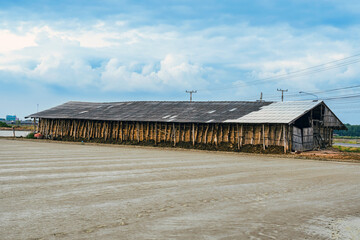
[
  {"left": 172, "top": 123, "right": 176, "bottom": 146},
  {"left": 33, "top": 118, "right": 37, "bottom": 132},
  {"left": 73, "top": 120, "right": 77, "bottom": 140},
  {"left": 154, "top": 122, "right": 157, "bottom": 145},
  {"left": 136, "top": 122, "right": 140, "bottom": 142},
  {"left": 262, "top": 124, "right": 265, "bottom": 150},
  {"left": 192, "top": 123, "right": 195, "bottom": 146},
  {"left": 237, "top": 124, "right": 240, "bottom": 149},
  {"left": 87, "top": 121, "right": 90, "bottom": 140},
  {"left": 288, "top": 125, "right": 292, "bottom": 152},
  {"left": 283, "top": 124, "right": 287, "bottom": 153},
  {"left": 240, "top": 124, "right": 243, "bottom": 148}
]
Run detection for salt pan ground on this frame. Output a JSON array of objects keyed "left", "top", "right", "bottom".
[{"left": 1, "top": 139, "right": 360, "bottom": 239}]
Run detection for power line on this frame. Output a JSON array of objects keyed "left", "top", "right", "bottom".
[
  {"left": 322, "top": 94, "right": 360, "bottom": 101},
  {"left": 278, "top": 84, "right": 360, "bottom": 99},
  {"left": 199, "top": 53, "right": 360, "bottom": 92}
]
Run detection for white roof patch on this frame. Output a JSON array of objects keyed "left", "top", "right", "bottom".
[{"left": 225, "top": 101, "right": 320, "bottom": 124}]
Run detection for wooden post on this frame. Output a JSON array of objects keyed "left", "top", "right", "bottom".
[
  {"left": 214, "top": 124, "right": 218, "bottom": 146},
  {"left": 239, "top": 124, "right": 243, "bottom": 148},
  {"left": 181, "top": 124, "right": 185, "bottom": 142},
  {"left": 192, "top": 123, "right": 195, "bottom": 146},
  {"left": 283, "top": 124, "right": 287, "bottom": 153},
  {"left": 155, "top": 122, "right": 157, "bottom": 145},
  {"left": 119, "top": 122, "right": 122, "bottom": 141},
  {"left": 262, "top": 124, "right": 265, "bottom": 150},
  {"left": 199, "top": 125, "right": 203, "bottom": 143},
  {"left": 33, "top": 118, "right": 36, "bottom": 132},
  {"left": 228, "top": 124, "right": 231, "bottom": 143},
  {"left": 136, "top": 122, "right": 140, "bottom": 142},
  {"left": 266, "top": 124, "right": 270, "bottom": 147},
  {"left": 172, "top": 123, "right": 176, "bottom": 146},
  {"left": 12, "top": 126, "right": 15, "bottom": 138},
  {"left": 236, "top": 123, "right": 240, "bottom": 149},
  {"left": 195, "top": 124, "right": 198, "bottom": 143},
  {"left": 204, "top": 125, "right": 209, "bottom": 144},
  {"left": 278, "top": 125, "right": 282, "bottom": 146},
  {"left": 146, "top": 122, "right": 149, "bottom": 141},
  {"left": 251, "top": 126, "right": 254, "bottom": 145},
  {"left": 175, "top": 123, "right": 180, "bottom": 142},
  {"left": 87, "top": 121, "right": 90, "bottom": 140},
  {"left": 219, "top": 125, "right": 223, "bottom": 143},
  {"left": 74, "top": 120, "right": 77, "bottom": 140},
  {"left": 104, "top": 121, "right": 108, "bottom": 141},
  {"left": 288, "top": 125, "right": 292, "bottom": 152}
]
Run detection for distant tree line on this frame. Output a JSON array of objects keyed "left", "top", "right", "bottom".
[
  {"left": 0, "top": 122, "right": 11, "bottom": 128},
  {"left": 334, "top": 124, "right": 360, "bottom": 137}
]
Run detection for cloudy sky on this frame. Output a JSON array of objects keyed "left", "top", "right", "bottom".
[{"left": 1, "top": 0, "right": 360, "bottom": 123}]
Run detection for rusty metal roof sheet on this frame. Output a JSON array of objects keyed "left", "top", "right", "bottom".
[{"left": 27, "top": 100, "right": 326, "bottom": 124}]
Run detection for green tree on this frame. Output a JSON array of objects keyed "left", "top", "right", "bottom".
[{"left": 334, "top": 124, "right": 360, "bottom": 137}]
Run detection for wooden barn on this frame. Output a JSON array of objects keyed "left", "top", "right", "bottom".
[{"left": 27, "top": 100, "right": 346, "bottom": 152}]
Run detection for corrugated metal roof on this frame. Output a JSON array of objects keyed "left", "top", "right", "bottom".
[
  {"left": 27, "top": 100, "right": 323, "bottom": 124},
  {"left": 224, "top": 101, "right": 321, "bottom": 124}
]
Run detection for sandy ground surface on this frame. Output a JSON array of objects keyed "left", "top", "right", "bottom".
[{"left": 1, "top": 139, "right": 360, "bottom": 240}]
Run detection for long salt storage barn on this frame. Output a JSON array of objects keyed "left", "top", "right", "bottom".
[{"left": 27, "top": 100, "right": 346, "bottom": 152}]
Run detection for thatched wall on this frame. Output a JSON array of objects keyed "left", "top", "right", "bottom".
[{"left": 38, "top": 118, "right": 291, "bottom": 152}]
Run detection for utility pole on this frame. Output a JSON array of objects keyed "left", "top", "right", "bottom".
[
  {"left": 277, "top": 88, "right": 288, "bottom": 102},
  {"left": 186, "top": 90, "right": 197, "bottom": 102}
]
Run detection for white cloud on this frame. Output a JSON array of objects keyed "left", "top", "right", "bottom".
[
  {"left": 0, "top": 29, "right": 37, "bottom": 52},
  {"left": 100, "top": 54, "right": 208, "bottom": 92},
  {"left": 0, "top": 21, "right": 359, "bottom": 96}
]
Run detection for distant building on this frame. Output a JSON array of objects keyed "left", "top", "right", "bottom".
[
  {"left": 0, "top": 118, "right": 5, "bottom": 122},
  {"left": 20, "top": 120, "right": 34, "bottom": 125},
  {"left": 6, "top": 115, "right": 17, "bottom": 121}
]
